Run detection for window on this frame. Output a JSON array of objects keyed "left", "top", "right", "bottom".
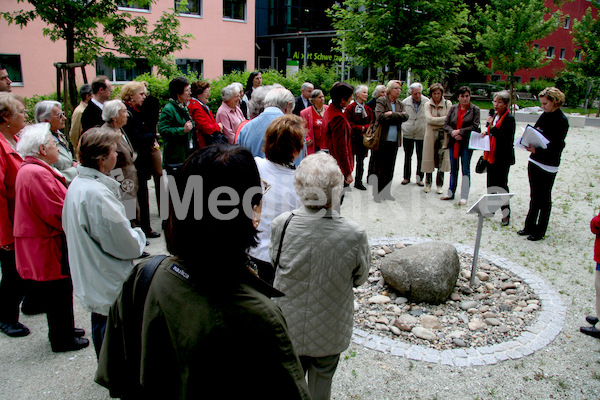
[
  {"left": 0, "top": 54, "right": 23, "bottom": 86},
  {"left": 512, "top": 76, "right": 522, "bottom": 84},
  {"left": 559, "top": 48, "right": 566, "bottom": 60},
  {"left": 224, "top": 0, "right": 246, "bottom": 20},
  {"left": 564, "top": 17, "right": 570, "bottom": 29},
  {"left": 176, "top": 0, "right": 201, "bottom": 16},
  {"left": 117, "top": 0, "right": 150, "bottom": 10},
  {"left": 176, "top": 59, "right": 203, "bottom": 76},
  {"left": 96, "top": 57, "right": 152, "bottom": 83},
  {"left": 546, "top": 46, "right": 555, "bottom": 58},
  {"left": 223, "top": 60, "right": 246, "bottom": 75},
  {"left": 575, "top": 50, "right": 582, "bottom": 61}
]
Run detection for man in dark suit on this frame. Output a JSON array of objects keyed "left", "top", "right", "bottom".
[
  {"left": 293, "top": 82, "right": 314, "bottom": 116},
  {"left": 81, "top": 75, "right": 113, "bottom": 133}
]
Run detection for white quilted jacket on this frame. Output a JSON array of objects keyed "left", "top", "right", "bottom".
[{"left": 270, "top": 206, "right": 369, "bottom": 357}]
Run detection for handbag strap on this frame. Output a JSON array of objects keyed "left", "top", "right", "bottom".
[
  {"left": 274, "top": 213, "right": 295, "bottom": 269},
  {"left": 134, "top": 254, "right": 168, "bottom": 314}
]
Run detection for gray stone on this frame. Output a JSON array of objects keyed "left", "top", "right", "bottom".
[
  {"left": 453, "top": 338, "right": 467, "bottom": 347},
  {"left": 485, "top": 318, "right": 502, "bottom": 326},
  {"left": 399, "top": 314, "right": 418, "bottom": 325},
  {"left": 393, "top": 319, "right": 413, "bottom": 332},
  {"left": 468, "top": 320, "right": 487, "bottom": 331},
  {"left": 412, "top": 327, "right": 438, "bottom": 341},
  {"left": 460, "top": 300, "right": 478, "bottom": 310},
  {"left": 450, "top": 292, "right": 461, "bottom": 301},
  {"left": 380, "top": 242, "right": 460, "bottom": 304},
  {"left": 368, "top": 295, "right": 391, "bottom": 304},
  {"left": 421, "top": 315, "right": 442, "bottom": 330}
]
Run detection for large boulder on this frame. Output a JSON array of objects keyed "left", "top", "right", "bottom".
[{"left": 380, "top": 242, "right": 460, "bottom": 304}]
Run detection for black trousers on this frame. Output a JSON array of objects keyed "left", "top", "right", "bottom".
[
  {"left": 524, "top": 162, "right": 557, "bottom": 237},
  {"left": 402, "top": 138, "right": 424, "bottom": 181},
  {"left": 370, "top": 141, "right": 399, "bottom": 196},
  {"left": 486, "top": 162, "right": 511, "bottom": 217},
  {"left": 352, "top": 134, "right": 368, "bottom": 184},
  {"left": 25, "top": 278, "right": 75, "bottom": 345},
  {"left": 0, "top": 250, "right": 24, "bottom": 324}
]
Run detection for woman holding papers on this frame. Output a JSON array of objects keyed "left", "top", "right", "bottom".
[
  {"left": 518, "top": 87, "right": 569, "bottom": 241},
  {"left": 484, "top": 90, "right": 515, "bottom": 226},
  {"left": 442, "top": 86, "right": 480, "bottom": 205}
]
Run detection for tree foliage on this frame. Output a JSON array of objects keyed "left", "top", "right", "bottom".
[
  {"left": 474, "top": 0, "right": 559, "bottom": 79},
  {"left": 2, "top": 0, "right": 192, "bottom": 76},
  {"left": 567, "top": 5, "right": 600, "bottom": 78},
  {"left": 327, "top": 0, "right": 471, "bottom": 82}
]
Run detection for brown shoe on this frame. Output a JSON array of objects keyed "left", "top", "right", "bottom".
[
  {"left": 416, "top": 180, "right": 425, "bottom": 187},
  {"left": 401, "top": 179, "right": 410, "bottom": 185},
  {"left": 440, "top": 195, "right": 454, "bottom": 201}
]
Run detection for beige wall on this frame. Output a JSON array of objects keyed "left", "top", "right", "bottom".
[{"left": 0, "top": 0, "right": 255, "bottom": 98}]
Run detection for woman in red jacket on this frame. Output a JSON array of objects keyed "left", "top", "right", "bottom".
[
  {"left": 14, "top": 123, "right": 89, "bottom": 352},
  {"left": 581, "top": 210, "right": 600, "bottom": 338},
  {"left": 188, "top": 80, "right": 224, "bottom": 148},
  {"left": 0, "top": 93, "right": 28, "bottom": 338}
]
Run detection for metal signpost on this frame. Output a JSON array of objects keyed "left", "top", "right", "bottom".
[{"left": 466, "top": 193, "right": 515, "bottom": 287}]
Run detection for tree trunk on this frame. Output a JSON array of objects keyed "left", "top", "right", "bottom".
[{"left": 64, "top": 25, "right": 77, "bottom": 136}]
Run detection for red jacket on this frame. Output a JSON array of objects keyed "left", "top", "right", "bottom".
[
  {"left": 592, "top": 212, "right": 600, "bottom": 264},
  {"left": 188, "top": 98, "right": 221, "bottom": 148},
  {"left": 324, "top": 104, "right": 354, "bottom": 178},
  {"left": 300, "top": 105, "right": 328, "bottom": 155},
  {"left": 14, "top": 157, "right": 68, "bottom": 281},
  {"left": 345, "top": 101, "right": 374, "bottom": 147},
  {"left": 0, "top": 134, "right": 23, "bottom": 246}
]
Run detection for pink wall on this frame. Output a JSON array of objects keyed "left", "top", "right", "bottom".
[{"left": 0, "top": 0, "right": 255, "bottom": 98}]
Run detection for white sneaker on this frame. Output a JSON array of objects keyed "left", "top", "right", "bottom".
[
  {"left": 458, "top": 199, "right": 467, "bottom": 206},
  {"left": 436, "top": 187, "right": 443, "bottom": 194},
  {"left": 424, "top": 185, "right": 431, "bottom": 193}
]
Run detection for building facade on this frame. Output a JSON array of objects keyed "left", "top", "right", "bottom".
[{"left": 0, "top": 0, "right": 255, "bottom": 97}]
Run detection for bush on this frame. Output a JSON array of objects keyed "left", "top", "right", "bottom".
[{"left": 24, "top": 93, "right": 58, "bottom": 123}]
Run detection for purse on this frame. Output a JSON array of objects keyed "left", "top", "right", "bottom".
[
  {"left": 363, "top": 123, "right": 382, "bottom": 151},
  {"left": 475, "top": 155, "right": 488, "bottom": 174},
  {"left": 272, "top": 213, "right": 295, "bottom": 270}
]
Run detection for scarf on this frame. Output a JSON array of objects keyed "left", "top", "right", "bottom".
[
  {"left": 354, "top": 102, "right": 368, "bottom": 118},
  {"left": 483, "top": 109, "right": 509, "bottom": 165},
  {"left": 453, "top": 105, "right": 468, "bottom": 158}
]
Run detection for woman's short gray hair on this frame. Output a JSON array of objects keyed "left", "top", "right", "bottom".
[
  {"left": 221, "top": 84, "right": 239, "bottom": 102},
  {"left": 372, "top": 85, "right": 386, "bottom": 99},
  {"left": 248, "top": 85, "right": 272, "bottom": 118},
  {"left": 34, "top": 100, "right": 61, "bottom": 123},
  {"left": 294, "top": 152, "right": 344, "bottom": 210},
  {"left": 309, "top": 89, "right": 323, "bottom": 103},
  {"left": 355, "top": 85, "right": 368, "bottom": 95},
  {"left": 16, "top": 123, "right": 53, "bottom": 158},
  {"left": 494, "top": 90, "right": 511, "bottom": 104},
  {"left": 102, "top": 100, "right": 124, "bottom": 122}
]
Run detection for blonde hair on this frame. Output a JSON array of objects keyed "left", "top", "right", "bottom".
[
  {"left": 120, "top": 81, "right": 148, "bottom": 101},
  {"left": 539, "top": 87, "right": 565, "bottom": 108},
  {"left": 386, "top": 80, "right": 402, "bottom": 93},
  {"left": 0, "top": 93, "right": 24, "bottom": 123}
]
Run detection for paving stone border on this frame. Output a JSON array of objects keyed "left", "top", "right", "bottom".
[{"left": 351, "top": 236, "right": 566, "bottom": 367}]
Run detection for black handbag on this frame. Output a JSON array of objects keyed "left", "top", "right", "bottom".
[{"left": 475, "top": 155, "right": 488, "bottom": 174}]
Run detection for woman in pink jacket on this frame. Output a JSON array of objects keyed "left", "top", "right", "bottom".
[
  {"left": 14, "top": 123, "right": 89, "bottom": 352},
  {"left": 581, "top": 210, "right": 600, "bottom": 339}
]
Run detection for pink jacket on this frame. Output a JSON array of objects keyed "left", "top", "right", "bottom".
[
  {"left": 14, "top": 156, "right": 68, "bottom": 281},
  {"left": 0, "top": 134, "right": 23, "bottom": 246},
  {"left": 592, "top": 211, "right": 600, "bottom": 264},
  {"left": 300, "top": 105, "right": 328, "bottom": 155}
]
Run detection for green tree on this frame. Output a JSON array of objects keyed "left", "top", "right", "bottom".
[
  {"left": 474, "top": 0, "right": 560, "bottom": 105},
  {"left": 2, "top": 0, "right": 192, "bottom": 110},
  {"left": 566, "top": 4, "right": 600, "bottom": 115},
  {"left": 327, "top": 0, "right": 470, "bottom": 83}
]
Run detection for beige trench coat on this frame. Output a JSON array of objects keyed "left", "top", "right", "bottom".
[{"left": 422, "top": 99, "right": 452, "bottom": 173}]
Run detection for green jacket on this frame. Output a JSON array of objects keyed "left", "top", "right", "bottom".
[
  {"left": 96, "top": 256, "right": 311, "bottom": 400},
  {"left": 158, "top": 100, "right": 194, "bottom": 165}
]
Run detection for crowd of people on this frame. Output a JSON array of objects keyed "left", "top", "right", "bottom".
[{"left": 0, "top": 62, "right": 574, "bottom": 398}]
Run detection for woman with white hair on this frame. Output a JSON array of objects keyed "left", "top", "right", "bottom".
[
  {"left": 34, "top": 100, "right": 77, "bottom": 185},
  {"left": 216, "top": 83, "right": 246, "bottom": 143},
  {"left": 102, "top": 100, "right": 140, "bottom": 229},
  {"left": 270, "top": 152, "right": 369, "bottom": 400},
  {"left": 14, "top": 123, "right": 89, "bottom": 352}
]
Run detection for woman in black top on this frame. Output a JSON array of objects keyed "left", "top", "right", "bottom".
[{"left": 518, "top": 87, "right": 569, "bottom": 241}]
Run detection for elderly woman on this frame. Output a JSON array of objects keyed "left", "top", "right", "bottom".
[
  {"left": 188, "top": 80, "right": 224, "bottom": 148},
  {"left": 324, "top": 82, "right": 355, "bottom": 191},
  {"left": 96, "top": 145, "right": 310, "bottom": 399},
  {"left": 121, "top": 81, "right": 161, "bottom": 239},
  {"left": 270, "top": 152, "right": 369, "bottom": 400},
  {"left": 102, "top": 100, "right": 140, "bottom": 221},
  {"left": 241, "top": 71, "right": 262, "bottom": 119},
  {"left": 300, "top": 89, "right": 328, "bottom": 155},
  {"left": 158, "top": 77, "right": 194, "bottom": 176},
  {"left": 248, "top": 114, "right": 304, "bottom": 285},
  {"left": 371, "top": 80, "right": 409, "bottom": 203},
  {"left": 34, "top": 100, "right": 77, "bottom": 185},
  {"left": 442, "top": 86, "right": 480, "bottom": 205},
  {"left": 518, "top": 87, "right": 569, "bottom": 241},
  {"left": 422, "top": 83, "right": 452, "bottom": 194},
  {"left": 216, "top": 83, "right": 246, "bottom": 144},
  {"left": 62, "top": 127, "right": 146, "bottom": 358},
  {"left": 14, "top": 123, "right": 89, "bottom": 352},
  {"left": 367, "top": 84, "right": 386, "bottom": 111},
  {"left": 0, "top": 93, "right": 28, "bottom": 337},
  {"left": 345, "top": 84, "right": 373, "bottom": 190},
  {"left": 483, "top": 90, "right": 515, "bottom": 226}
]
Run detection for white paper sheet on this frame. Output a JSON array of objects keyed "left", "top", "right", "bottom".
[
  {"left": 468, "top": 131, "right": 490, "bottom": 151},
  {"left": 514, "top": 125, "right": 549, "bottom": 150}
]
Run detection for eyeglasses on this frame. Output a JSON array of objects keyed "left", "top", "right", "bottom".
[
  {"left": 54, "top": 112, "right": 66, "bottom": 118},
  {"left": 261, "top": 178, "right": 271, "bottom": 196}
]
